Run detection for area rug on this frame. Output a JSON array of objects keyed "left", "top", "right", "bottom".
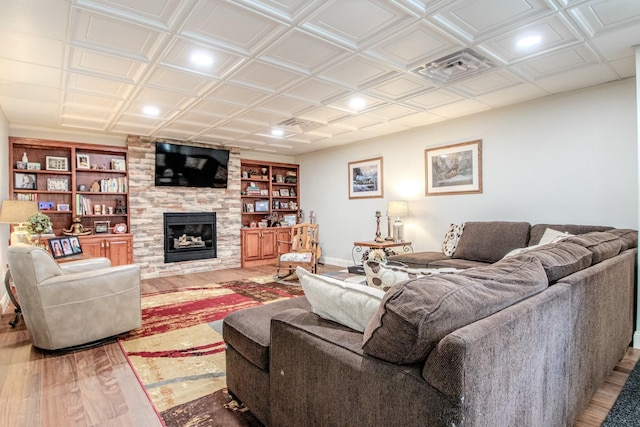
[
  {"left": 602, "top": 358, "right": 640, "bottom": 426},
  {"left": 118, "top": 275, "right": 304, "bottom": 427}
]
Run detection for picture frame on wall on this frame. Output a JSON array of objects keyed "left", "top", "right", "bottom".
[
  {"left": 425, "top": 139, "right": 483, "bottom": 196},
  {"left": 348, "top": 157, "right": 383, "bottom": 199}
]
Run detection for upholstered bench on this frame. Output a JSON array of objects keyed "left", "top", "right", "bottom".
[{"left": 222, "top": 296, "right": 311, "bottom": 425}]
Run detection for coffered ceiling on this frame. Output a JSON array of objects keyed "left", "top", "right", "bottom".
[{"left": 0, "top": 0, "right": 638, "bottom": 155}]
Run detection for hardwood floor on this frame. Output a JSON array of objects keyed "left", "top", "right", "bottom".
[{"left": 1, "top": 264, "right": 638, "bottom": 427}]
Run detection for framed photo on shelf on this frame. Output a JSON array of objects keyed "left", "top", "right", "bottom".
[
  {"left": 14, "top": 172, "right": 36, "bottom": 189},
  {"left": 68, "top": 236, "right": 83, "bottom": 254},
  {"left": 77, "top": 154, "right": 90, "bottom": 169},
  {"left": 94, "top": 220, "right": 110, "bottom": 234},
  {"left": 245, "top": 203, "right": 254, "bottom": 213},
  {"left": 260, "top": 189, "right": 269, "bottom": 196},
  {"left": 280, "top": 189, "right": 290, "bottom": 197},
  {"left": 46, "top": 156, "right": 68, "bottom": 171},
  {"left": 16, "top": 161, "right": 27, "bottom": 170},
  {"left": 272, "top": 190, "right": 280, "bottom": 196},
  {"left": 26, "top": 162, "right": 41, "bottom": 170},
  {"left": 57, "top": 203, "right": 70, "bottom": 211},
  {"left": 110, "top": 159, "right": 126, "bottom": 171},
  {"left": 47, "top": 178, "right": 69, "bottom": 191},
  {"left": 425, "top": 139, "right": 483, "bottom": 196},
  {"left": 48, "top": 237, "right": 74, "bottom": 259},
  {"left": 348, "top": 157, "right": 383, "bottom": 199},
  {"left": 254, "top": 200, "right": 269, "bottom": 212}
]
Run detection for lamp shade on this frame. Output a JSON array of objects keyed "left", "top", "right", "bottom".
[
  {"left": 0, "top": 200, "right": 39, "bottom": 224},
  {"left": 387, "top": 200, "right": 408, "bottom": 218}
]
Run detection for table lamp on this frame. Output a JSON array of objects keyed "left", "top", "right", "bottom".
[
  {"left": 0, "top": 200, "right": 40, "bottom": 245},
  {"left": 387, "top": 200, "right": 408, "bottom": 243}
]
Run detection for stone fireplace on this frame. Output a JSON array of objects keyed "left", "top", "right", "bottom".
[
  {"left": 127, "top": 135, "right": 242, "bottom": 278},
  {"left": 164, "top": 212, "right": 216, "bottom": 263}
]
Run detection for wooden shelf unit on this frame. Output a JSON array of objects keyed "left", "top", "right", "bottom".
[
  {"left": 8, "top": 137, "right": 132, "bottom": 265},
  {"left": 240, "top": 160, "right": 299, "bottom": 227},
  {"left": 240, "top": 160, "right": 299, "bottom": 267}
]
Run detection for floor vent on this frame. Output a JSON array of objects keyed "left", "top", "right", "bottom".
[{"left": 411, "top": 49, "right": 496, "bottom": 85}]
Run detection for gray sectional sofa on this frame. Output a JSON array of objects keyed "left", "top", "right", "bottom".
[{"left": 223, "top": 222, "right": 638, "bottom": 426}]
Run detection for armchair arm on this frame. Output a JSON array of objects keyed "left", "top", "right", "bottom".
[{"left": 59, "top": 257, "right": 112, "bottom": 274}]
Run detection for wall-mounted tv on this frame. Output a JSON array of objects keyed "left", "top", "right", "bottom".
[{"left": 155, "top": 142, "right": 229, "bottom": 188}]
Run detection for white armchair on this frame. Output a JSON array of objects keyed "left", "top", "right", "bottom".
[{"left": 7, "top": 244, "right": 141, "bottom": 351}]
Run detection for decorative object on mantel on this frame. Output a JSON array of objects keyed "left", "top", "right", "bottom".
[
  {"left": 22, "top": 152, "right": 28, "bottom": 163},
  {"left": 374, "top": 210, "right": 385, "bottom": 243},
  {"left": 387, "top": 200, "right": 409, "bottom": 243},
  {"left": 63, "top": 216, "right": 92, "bottom": 236}
]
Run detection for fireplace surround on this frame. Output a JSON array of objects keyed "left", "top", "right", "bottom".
[{"left": 164, "top": 212, "right": 216, "bottom": 263}]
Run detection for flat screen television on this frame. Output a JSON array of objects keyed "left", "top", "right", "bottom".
[{"left": 155, "top": 142, "right": 229, "bottom": 188}]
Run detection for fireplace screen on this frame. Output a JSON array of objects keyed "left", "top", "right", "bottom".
[{"left": 164, "top": 212, "right": 216, "bottom": 263}]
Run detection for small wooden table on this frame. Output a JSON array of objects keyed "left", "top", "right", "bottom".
[{"left": 352, "top": 240, "right": 413, "bottom": 265}]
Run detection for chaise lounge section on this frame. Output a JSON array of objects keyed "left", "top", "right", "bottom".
[{"left": 223, "top": 222, "right": 637, "bottom": 426}]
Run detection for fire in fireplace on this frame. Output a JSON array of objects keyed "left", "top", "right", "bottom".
[{"left": 164, "top": 212, "right": 216, "bottom": 263}]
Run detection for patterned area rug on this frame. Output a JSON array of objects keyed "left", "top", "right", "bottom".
[{"left": 118, "top": 275, "right": 304, "bottom": 427}]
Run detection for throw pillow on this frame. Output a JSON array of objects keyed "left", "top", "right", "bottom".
[
  {"left": 538, "top": 228, "right": 572, "bottom": 245},
  {"left": 363, "top": 260, "right": 412, "bottom": 292},
  {"left": 362, "top": 256, "right": 548, "bottom": 364},
  {"left": 296, "top": 267, "right": 385, "bottom": 333},
  {"left": 442, "top": 223, "right": 464, "bottom": 256}
]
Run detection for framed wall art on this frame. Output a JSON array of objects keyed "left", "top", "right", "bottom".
[
  {"left": 425, "top": 140, "right": 482, "bottom": 196},
  {"left": 348, "top": 157, "right": 383, "bottom": 199}
]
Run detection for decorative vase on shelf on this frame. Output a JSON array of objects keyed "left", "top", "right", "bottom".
[{"left": 22, "top": 152, "right": 28, "bottom": 163}]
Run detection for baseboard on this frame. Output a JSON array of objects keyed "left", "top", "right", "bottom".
[
  {"left": 633, "top": 331, "right": 640, "bottom": 349},
  {"left": 321, "top": 257, "right": 351, "bottom": 268}
]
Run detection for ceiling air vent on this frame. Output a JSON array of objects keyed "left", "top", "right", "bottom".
[
  {"left": 411, "top": 49, "right": 495, "bottom": 85},
  {"left": 276, "top": 118, "right": 324, "bottom": 133}
]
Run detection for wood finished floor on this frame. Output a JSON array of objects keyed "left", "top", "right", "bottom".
[{"left": 1, "top": 264, "right": 638, "bottom": 427}]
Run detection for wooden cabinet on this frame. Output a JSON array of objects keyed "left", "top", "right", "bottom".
[
  {"left": 8, "top": 137, "right": 130, "bottom": 237},
  {"left": 240, "top": 160, "right": 299, "bottom": 227},
  {"left": 80, "top": 234, "right": 133, "bottom": 266},
  {"left": 241, "top": 227, "right": 292, "bottom": 267}
]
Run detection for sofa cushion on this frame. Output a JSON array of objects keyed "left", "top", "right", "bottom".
[
  {"left": 511, "top": 241, "right": 593, "bottom": 282},
  {"left": 387, "top": 251, "right": 450, "bottom": 269},
  {"left": 362, "top": 256, "right": 548, "bottom": 364},
  {"left": 607, "top": 229, "right": 638, "bottom": 251},
  {"left": 442, "top": 223, "right": 465, "bottom": 256},
  {"left": 453, "top": 221, "right": 531, "bottom": 263},
  {"left": 297, "top": 267, "right": 385, "bottom": 332},
  {"left": 222, "top": 296, "right": 311, "bottom": 371},
  {"left": 528, "top": 224, "right": 613, "bottom": 246},
  {"left": 564, "top": 231, "right": 622, "bottom": 264}
]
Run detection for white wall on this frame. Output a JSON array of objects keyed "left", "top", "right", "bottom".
[
  {"left": 298, "top": 78, "right": 638, "bottom": 267},
  {"left": 0, "top": 107, "right": 10, "bottom": 313}
]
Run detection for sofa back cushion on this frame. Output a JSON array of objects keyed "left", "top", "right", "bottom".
[
  {"left": 563, "top": 231, "right": 622, "bottom": 264},
  {"left": 453, "top": 221, "right": 531, "bottom": 262},
  {"left": 510, "top": 241, "right": 593, "bottom": 282},
  {"left": 362, "top": 256, "right": 548, "bottom": 364},
  {"left": 528, "top": 224, "right": 613, "bottom": 246},
  {"left": 607, "top": 229, "right": 638, "bottom": 251}
]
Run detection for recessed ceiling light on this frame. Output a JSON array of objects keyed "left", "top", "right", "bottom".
[
  {"left": 349, "top": 96, "right": 366, "bottom": 110},
  {"left": 271, "top": 128, "right": 284, "bottom": 137},
  {"left": 190, "top": 51, "right": 214, "bottom": 67},
  {"left": 143, "top": 105, "right": 160, "bottom": 116},
  {"left": 516, "top": 35, "right": 542, "bottom": 49}
]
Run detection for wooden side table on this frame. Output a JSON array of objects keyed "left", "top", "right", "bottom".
[{"left": 352, "top": 240, "right": 413, "bottom": 265}]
